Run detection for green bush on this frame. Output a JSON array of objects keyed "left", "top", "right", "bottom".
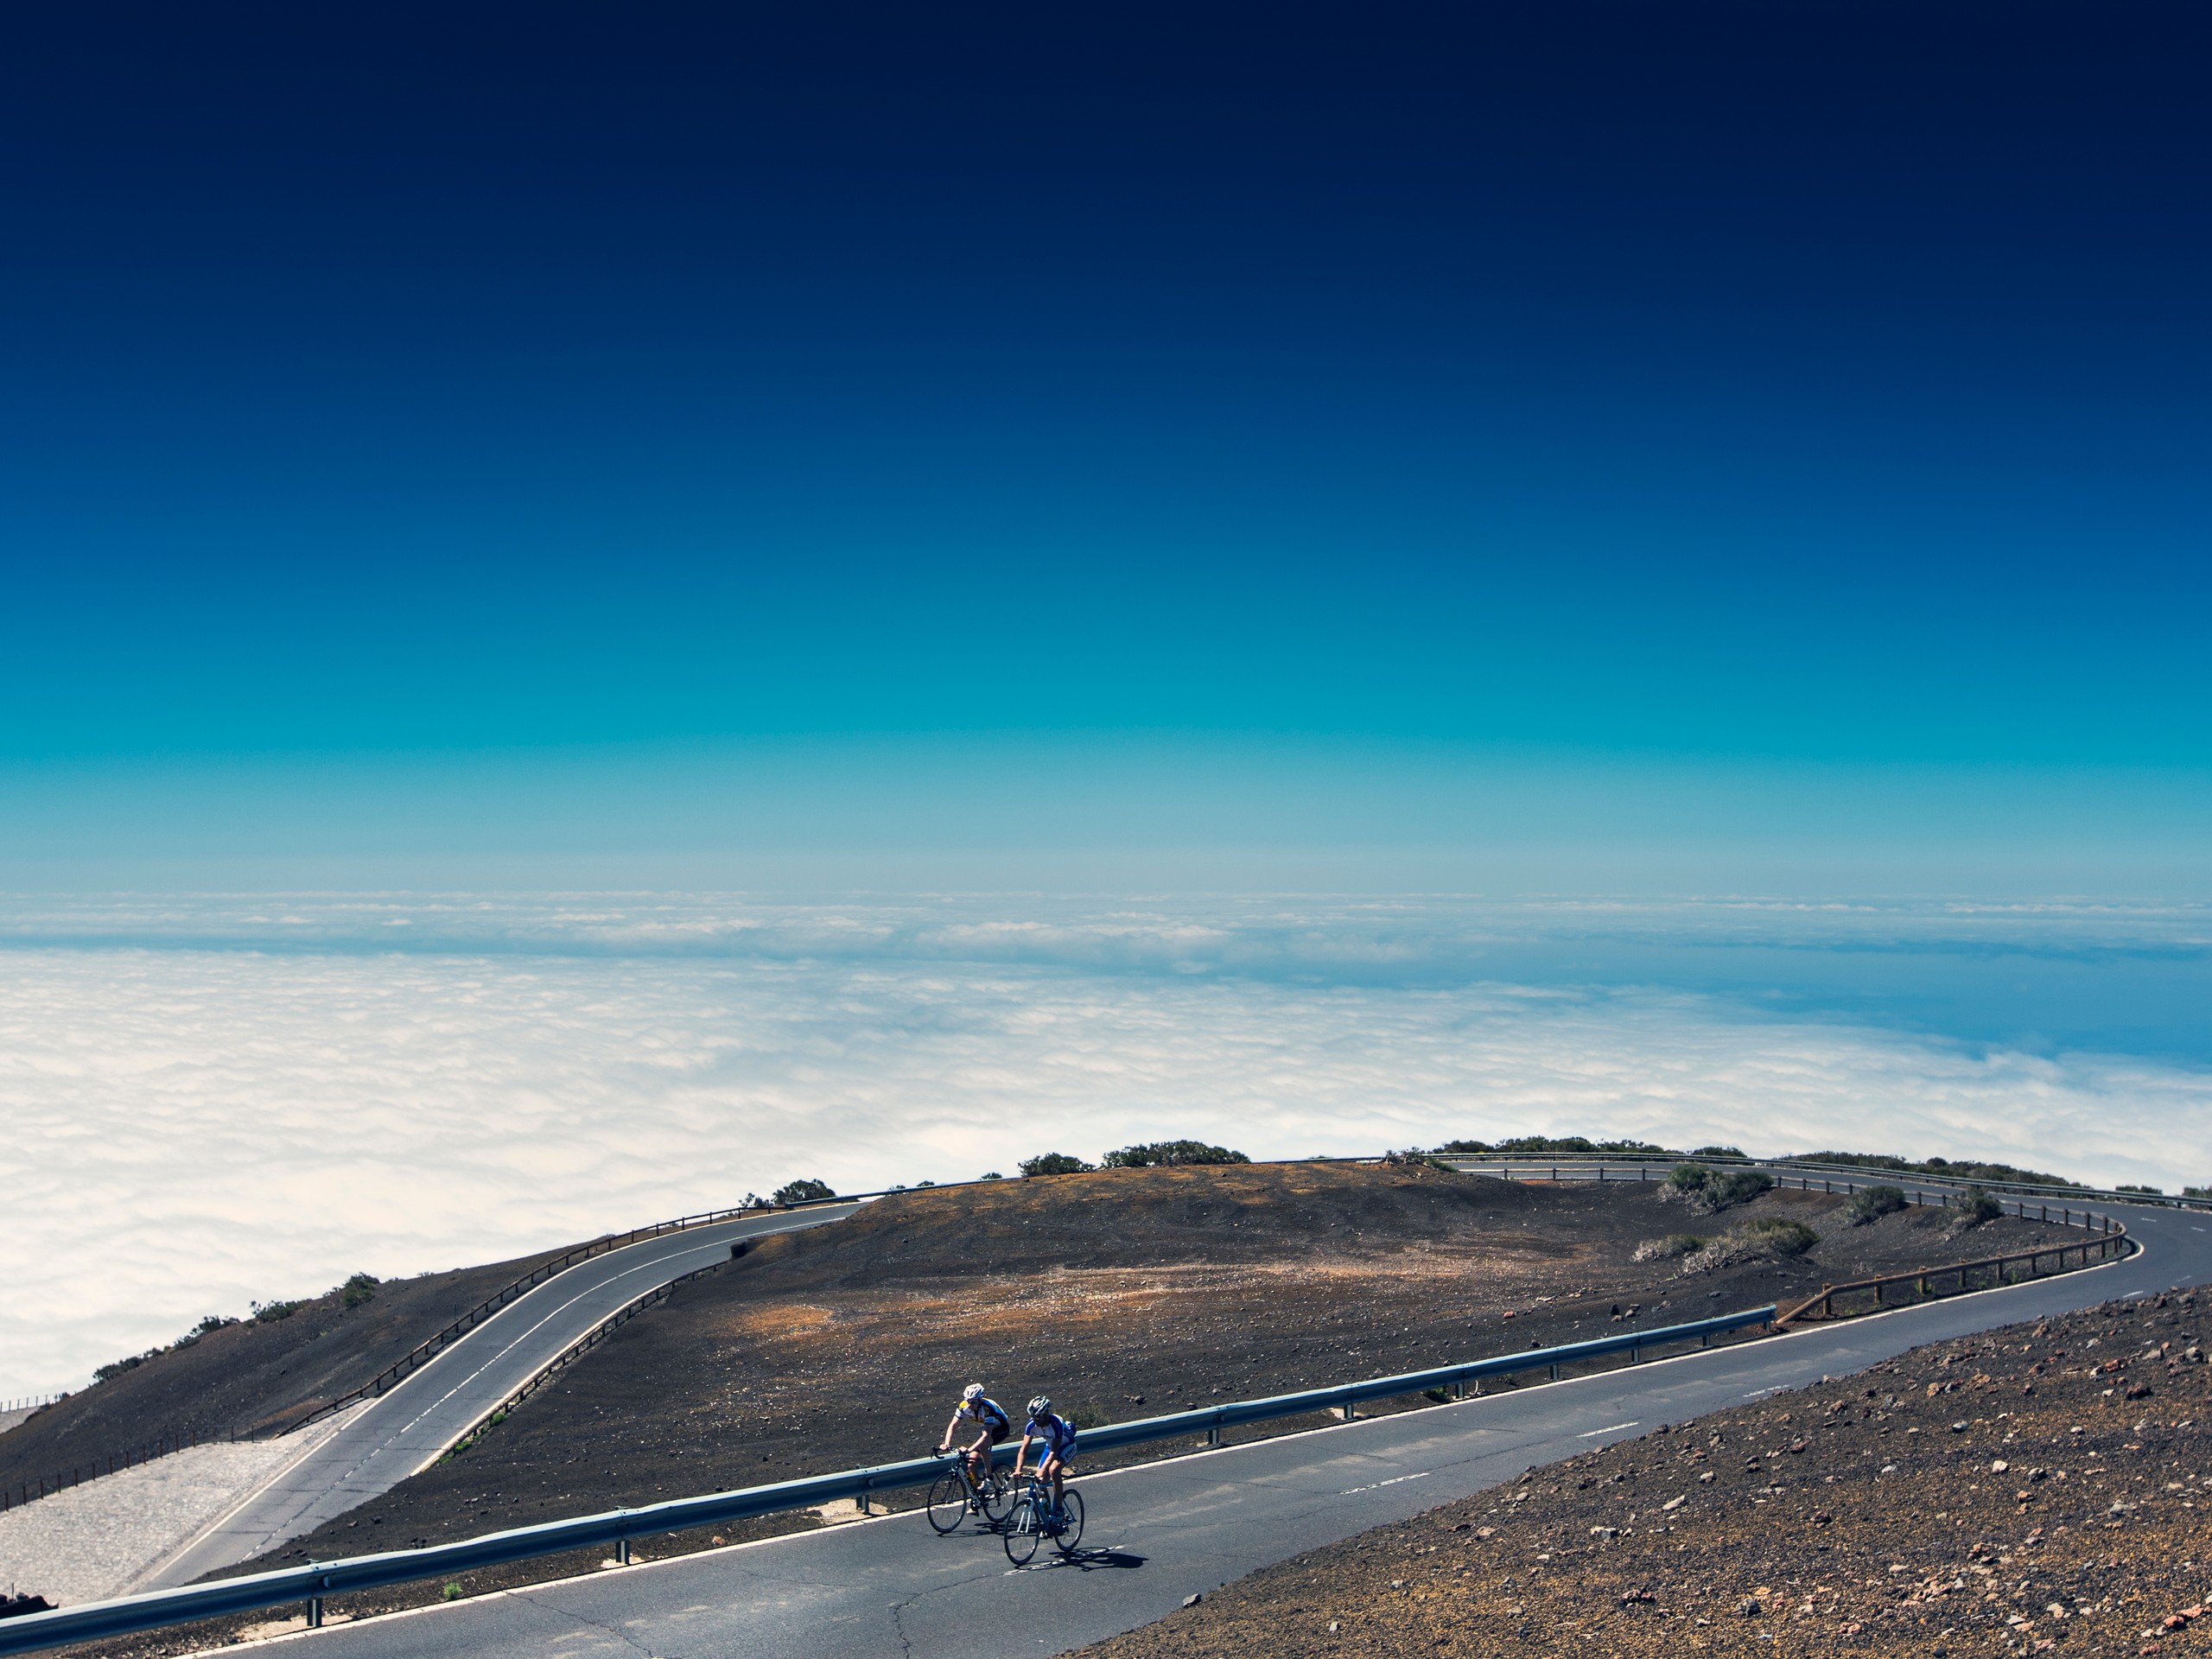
[
  {"left": 2115, "top": 1182, "right": 2164, "bottom": 1195},
  {"left": 1435, "top": 1135, "right": 1678, "bottom": 1156},
  {"left": 339, "top": 1272, "right": 380, "bottom": 1309},
  {"left": 1662, "top": 1164, "right": 1774, "bottom": 1215},
  {"left": 1102, "top": 1140, "right": 1250, "bottom": 1168},
  {"left": 772, "top": 1178, "right": 837, "bottom": 1205},
  {"left": 1490, "top": 1134, "right": 1675, "bottom": 1156},
  {"left": 1947, "top": 1185, "right": 2005, "bottom": 1230},
  {"left": 1688, "top": 1144, "right": 1746, "bottom": 1160},
  {"left": 251, "top": 1299, "right": 303, "bottom": 1324},
  {"left": 1020, "top": 1152, "right": 1094, "bottom": 1176},
  {"left": 1793, "top": 1149, "right": 2079, "bottom": 1189},
  {"left": 1841, "top": 1184, "right": 1908, "bottom": 1226}
]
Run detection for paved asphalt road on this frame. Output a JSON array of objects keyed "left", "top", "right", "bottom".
[
  {"left": 247, "top": 1198, "right": 2212, "bottom": 1659},
  {"left": 137, "top": 1206, "right": 858, "bottom": 1592}
]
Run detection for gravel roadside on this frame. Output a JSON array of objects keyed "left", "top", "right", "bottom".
[{"left": 1078, "top": 1287, "right": 2212, "bottom": 1658}]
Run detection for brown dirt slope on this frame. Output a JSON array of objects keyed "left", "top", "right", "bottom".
[
  {"left": 1080, "top": 1286, "right": 2212, "bottom": 1659},
  {"left": 0, "top": 1245, "right": 585, "bottom": 1501},
  {"left": 235, "top": 1162, "right": 2078, "bottom": 1573}
]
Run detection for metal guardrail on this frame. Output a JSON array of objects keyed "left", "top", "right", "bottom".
[
  {"left": 1442, "top": 1153, "right": 2208, "bottom": 1213},
  {"left": 0, "top": 1196, "right": 874, "bottom": 1519},
  {"left": 292, "top": 1198, "right": 851, "bottom": 1432},
  {"left": 444, "top": 1260, "right": 733, "bottom": 1457},
  {"left": 3, "top": 1426, "right": 237, "bottom": 1515},
  {"left": 1776, "top": 1230, "right": 2132, "bottom": 1325},
  {"left": 0, "top": 1305, "right": 1774, "bottom": 1655},
  {"left": 1446, "top": 1157, "right": 2138, "bottom": 1234}
]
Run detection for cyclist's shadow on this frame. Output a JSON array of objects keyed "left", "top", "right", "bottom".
[{"left": 1025, "top": 1548, "right": 1146, "bottom": 1572}]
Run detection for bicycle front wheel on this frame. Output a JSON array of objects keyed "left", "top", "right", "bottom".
[
  {"left": 925, "top": 1470, "right": 969, "bottom": 1534},
  {"left": 1002, "top": 1497, "right": 1044, "bottom": 1566},
  {"left": 1052, "top": 1490, "right": 1086, "bottom": 1554},
  {"left": 977, "top": 1467, "right": 1014, "bottom": 1525}
]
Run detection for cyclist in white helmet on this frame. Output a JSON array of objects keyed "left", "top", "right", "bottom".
[
  {"left": 1012, "top": 1395, "right": 1077, "bottom": 1520},
  {"left": 937, "top": 1383, "right": 1012, "bottom": 1491}
]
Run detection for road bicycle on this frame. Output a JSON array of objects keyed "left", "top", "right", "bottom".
[
  {"left": 1001, "top": 1471, "right": 1084, "bottom": 1565},
  {"left": 925, "top": 1449, "right": 1011, "bottom": 1533}
]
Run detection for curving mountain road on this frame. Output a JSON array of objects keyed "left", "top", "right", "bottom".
[
  {"left": 136, "top": 1205, "right": 858, "bottom": 1593},
  {"left": 239, "top": 1196, "right": 2211, "bottom": 1659}
]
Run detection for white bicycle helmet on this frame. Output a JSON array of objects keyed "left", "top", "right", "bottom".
[
  {"left": 1027, "top": 1395, "right": 1052, "bottom": 1418},
  {"left": 963, "top": 1382, "right": 986, "bottom": 1402}
]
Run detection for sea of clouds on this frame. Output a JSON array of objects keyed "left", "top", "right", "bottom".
[{"left": 3, "top": 892, "right": 2209, "bottom": 1398}]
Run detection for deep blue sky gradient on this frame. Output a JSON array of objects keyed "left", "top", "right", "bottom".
[{"left": 3, "top": 2, "right": 2208, "bottom": 782}]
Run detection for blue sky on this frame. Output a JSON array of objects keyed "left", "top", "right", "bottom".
[{"left": 2, "top": 2, "right": 2208, "bottom": 879}]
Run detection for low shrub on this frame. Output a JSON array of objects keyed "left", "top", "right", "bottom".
[
  {"left": 772, "top": 1178, "right": 838, "bottom": 1205},
  {"left": 1676, "top": 1235, "right": 1761, "bottom": 1274},
  {"left": 1946, "top": 1185, "right": 2005, "bottom": 1230},
  {"left": 251, "top": 1299, "right": 303, "bottom": 1324},
  {"left": 1669, "top": 1217, "right": 1819, "bottom": 1274},
  {"left": 1792, "top": 1149, "right": 2079, "bottom": 1189},
  {"left": 339, "top": 1272, "right": 380, "bottom": 1309},
  {"left": 1103, "top": 1140, "right": 1250, "bottom": 1168},
  {"left": 1841, "top": 1184, "right": 1908, "bottom": 1226},
  {"left": 1020, "top": 1152, "right": 1094, "bottom": 1176},
  {"left": 2115, "top": 1182, "right": 2164, "bottom": 1195},
  {"left": 1632, "top": 1233, "right": 1707, "bottom": 1262},
  {"left": 1688, "top": 1144, "right": 1746, "bottom": 1159},
  {"left": 1494, "top": 1134, "right": 1676, "bottom": 1156},
  {"left": 1735, "top": 1216, "right": 1820, "bottom": 1255},
  {"left": 1662, "top": 1163, "right": 1776, "bottom": 1215},
  {"left": 1434, "top": 1135, "right": 1677, "bottom": 1156},
  {"left": 1662, "top": 1161, "right": 1713, "bottom": 1195}
]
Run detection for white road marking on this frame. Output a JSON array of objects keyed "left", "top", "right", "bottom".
[
  {"left": 1338, "top": 1472, "right": 1430, "bottom": 1495},
  {"left": 1579, "top": 1421, "right": 1639, "bottom": 1437}
]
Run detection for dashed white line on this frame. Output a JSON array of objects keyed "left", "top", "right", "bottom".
[{"left": 1578, "top": 1421, "right": 1639, "bottom": 1437}]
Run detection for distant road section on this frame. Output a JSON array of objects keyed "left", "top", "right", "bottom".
[{"left": 137, "top": 1205, "right": 858, "bottom": 1592}]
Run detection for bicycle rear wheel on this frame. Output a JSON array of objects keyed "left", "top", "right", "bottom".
[
  {"left": 926, "top": 1470, "right": 970, "bottom": 1534},
  {"left": 977, "top": 1467, "right": 1014, "bottom": 1525},
  {"left": 1002, "top": 1496, "right": 1044, "bottom": 1565},
  {"left": 1052, "top": 1490, "right": 1085, "bottom": 1554}
]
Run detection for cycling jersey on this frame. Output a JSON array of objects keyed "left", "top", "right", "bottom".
[
  {"left": 1027, "top": 1411, "right": 1077, "bottom": 1460},
  {"left": 957, "top": 1396, "right": 1012, "bottom": 1434}
]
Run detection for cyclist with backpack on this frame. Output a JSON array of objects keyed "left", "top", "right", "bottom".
[{"left": 937, "top": 1383, "right": 1012, "bottom": 1492}]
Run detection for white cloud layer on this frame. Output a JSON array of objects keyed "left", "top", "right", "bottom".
[{"left": 3, "top": 893, "right": 2209, "bottom": 1398}]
